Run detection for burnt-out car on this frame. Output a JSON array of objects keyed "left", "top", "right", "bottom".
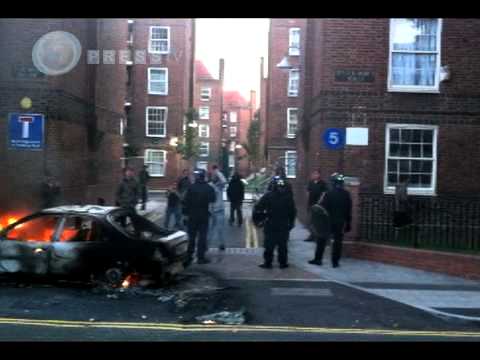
[{"left": 0, "top": 206, "right": 189, "bottom": 284}]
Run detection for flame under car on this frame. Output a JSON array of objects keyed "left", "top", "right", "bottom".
[{"left": 0, "top": 206, "right": 189, "bottom": 284}]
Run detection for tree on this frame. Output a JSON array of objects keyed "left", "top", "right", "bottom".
[
  {"left": 241, "top": 111, "right": 261, "bottom": 175},
  {"left": 176, "top": 108, "right": 200, "bottom": 165}
]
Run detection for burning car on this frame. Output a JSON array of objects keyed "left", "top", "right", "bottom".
[{"left": 0, "top": 206, "right": 189, "bottom": 285}]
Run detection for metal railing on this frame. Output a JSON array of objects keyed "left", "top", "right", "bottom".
[{"left": 359, "top": 193, "right": 480, "bottom": 253}]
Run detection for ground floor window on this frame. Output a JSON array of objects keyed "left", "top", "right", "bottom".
[
  {"left": 384, "top": 124, "right": 437, "bottom": 195},
  {"left": 196, "top": 161, "right": 208, "bottom": 171},
  {"left": 144, "top": 149, "right": 166, "bottom": 177},
  {"left": 285, "top": 151, "right": 297, "bottom": 178}
]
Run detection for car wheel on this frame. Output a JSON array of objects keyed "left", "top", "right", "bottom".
[{"left": 104, "top": 267, "right": 124, "bottom": 286}]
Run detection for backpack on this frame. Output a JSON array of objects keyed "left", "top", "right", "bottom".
[{"left": 310, "top": 194, "right": 331, "bottom": 238}]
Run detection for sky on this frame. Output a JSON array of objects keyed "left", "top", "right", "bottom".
[{"left": 195, "top": 18, "right": 269, "bottom": 105}]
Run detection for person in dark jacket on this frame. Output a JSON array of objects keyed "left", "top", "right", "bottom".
[
  {"left": 267, "top": 166, "right": 293, "bottom": 196},
  {"left": 256, "top": 176, "right": 297, "bottom": 269},
  {"left": 309, "top": 173, "right": 352, "bottom": 268},
  {"left": 184, "top": 169, "right": 216, "bottom": 264},
  {"left": 138, "top": 165, "right": 150, "bottom": 211},
  {"left": 227, "top": 172, "right": 245, "bottom": 227},
  {"left": 41, "top": 175, "right": 61, "bottom": 209},
  {"left": 177, "top": 169, "right": 192, "bottom": 198},
  {"left": 304, "top": 170, "right": 328, "bottom": 242},
  {"left": 115, "top": 167, "right": 140, "bottom": 213},
  {"left": 164, "top": 182, "right": 183, "bottom": 230}
]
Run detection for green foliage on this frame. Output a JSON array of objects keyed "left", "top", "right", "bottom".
[
  {"left": 176, "top": 108, "right": 200, "bottom": 161},
  {"left": 243, "top": 112, "right": 261, "bottom": 169}
]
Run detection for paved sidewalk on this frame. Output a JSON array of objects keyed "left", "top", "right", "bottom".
[{"left": 288, "top": 222, "right": 480, "bottom": 322}]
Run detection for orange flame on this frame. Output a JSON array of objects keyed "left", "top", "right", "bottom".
[{"left": 121, "top": 273, "right": 141, "bottom": 288}]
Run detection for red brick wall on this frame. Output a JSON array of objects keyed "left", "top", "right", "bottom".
[
  {"left": 344, "top": 242, "right": 480, "bottom": 280},
  {"left": 127, "top": 19, "right": 193, "bottom": 189},
  {"left": 0, "top": 19, "right": 126, "bottom": 213},
  {"left": 295, "top": 18, "right": 480, "bottom": 200}
]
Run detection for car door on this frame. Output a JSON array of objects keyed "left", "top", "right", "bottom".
[
  {"left": 49, "top": 215, "right": 113, "bottom": 276},
  {"left": 0, "top": 214, "right": 61, "bottom": 275}
]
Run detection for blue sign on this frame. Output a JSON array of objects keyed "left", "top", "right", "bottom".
[
  {"left": 323, "top": 128, "right": 345, "bottom": 150},
  {"left": 8, "top": 113, "right": 45, "bottom": 150}
]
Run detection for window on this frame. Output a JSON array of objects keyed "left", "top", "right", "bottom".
[
  {"left": 199, "top": 142, "right": 209, "bottom": 157},
  {"left": 230, "top": 111, "right": 237, "bottom": 123},
  {"left": 230, "top": 126, "right": 237, "bottom": 137},
  {"left": 59, "top": 216, "right": 104, "bottom": 243},
  {"left": 145, "top": 107, "right": 167, "bottom": 137},
  {"left": 5, "top": 215, "right": 61, "bottom": 242},
  {"left": 145, "top": 149, "right": 167, "bottom": 177},
  {"left": 196, "top": 161, "right": 208, "bottom": 171},
  {"left": 288, "top": 69, "right": 299, "bottom": 97},
  {"left": 389, "top": 19, "right": 441, "bottom": 92},
  {"left": 148, "top": 68, "right": 168, "bottom": 95},
  {"left": 199, "top": 106, "right": 210, "bottom": 120},
  {"left": 149, "top": 26, "right": 170, "bottom": 54},
  {"left": 200, "top": 87, "right": 212, "bottom": 101},
  {"left": 384, "top": 124, "right": 438, "bottom": 195},
  {"left": 289, "top": 28, "right": 301, "bottom": 56},
  {"left": 199, "top": 124, "right": 210, "bottom": 138},
  {"left": 287, "top": 108, "right": 298, "bottom": 138},
  {"left": 229, "top": 141, "right": 236, "bottom": 152},
  {"left": 285, "top": 151, "right": 297, "bottom": 178}
]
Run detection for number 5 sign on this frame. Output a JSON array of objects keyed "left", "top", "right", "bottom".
[{"left": 323, "top": 128, "right": 345, "bottom": 150}]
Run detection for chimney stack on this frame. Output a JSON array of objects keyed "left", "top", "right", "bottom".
[
  {"left": 260, "top": 57, "right": 264, "bottom": 80},
  {"left": 250, "top": 90, "right": 256, "bottom": 111},
  {"left": 219, "top": 58, "right": 225, "bottom": 85}
]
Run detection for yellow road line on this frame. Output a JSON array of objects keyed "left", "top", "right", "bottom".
[
  {"left": 245, "top": 218, "right": 252, "bottom": 248},
  {"left": 0, "top": 317, "right": 479, "bottom": 337}
]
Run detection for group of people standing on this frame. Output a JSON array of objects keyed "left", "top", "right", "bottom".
[{"left": 253, "top": 169, "right": 352, "bottom": 269}]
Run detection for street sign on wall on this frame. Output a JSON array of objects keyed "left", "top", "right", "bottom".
[
  {"left": 8, "top": 113, "right": 45, "bottom": 150},
  {"left": 323, "top": 128, "right": 345, "bottom": 150}
]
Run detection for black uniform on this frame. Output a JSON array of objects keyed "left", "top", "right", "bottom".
[
  {"left": 314, "top": 186, "right": 352, "bottom": 266},
  {"left": 305, "top": 179, "right": 328, "bottom": 241},
  {"left": 227, "top": 174, "right": 245, "bottom": 226},
  {"left": 255, "top": 186, "right": 297, "bottom": 267},
  {"left": 184, "top": 178, "right": 216, "bottom": 261}
]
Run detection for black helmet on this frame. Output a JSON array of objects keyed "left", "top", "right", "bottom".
[
  {"left": 270, "top": 176, "right": 286, "bottom": 192},
  {"left": 330, "top": 172, "right": 345, "bottom": 186},
  {"left": 194, "top": 168, "right": 206, "bottom": 181}
]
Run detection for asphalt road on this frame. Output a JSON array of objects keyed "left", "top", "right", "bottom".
[{"left": 0, "top": 271, "right": 479, "bottom": 341}]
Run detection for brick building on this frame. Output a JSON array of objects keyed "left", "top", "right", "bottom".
[
  {"left": 262, "top": 19, "right": 307, "bottom": 184},
  {"left": 125, "top": 19, "right": 194, "bottom": 190},
  {"left": 223, "top": 90, "right": 256, "bottom": 177},
  {"left": 0, "top": 19, "right": 127, "bottom": 215},
  {"left": 193, "top": 59, "right": 223, "bottom": 171}
]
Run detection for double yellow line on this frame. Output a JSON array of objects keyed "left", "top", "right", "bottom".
[
  {"left": 0, "top": 317, "right": 479, "bottom": 338},
  {"left": 245, "top": 218, "right": 259, "bottom": 249}
]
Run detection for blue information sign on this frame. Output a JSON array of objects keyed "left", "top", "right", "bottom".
[
  {"left": 8, "top": 113, "right": 45, "bottom": 150},
  {"left": 323, "top": 128, "right": 345, "bottom": 150}
]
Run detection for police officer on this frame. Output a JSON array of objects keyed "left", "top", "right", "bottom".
[
  {"left": 304, "top": 169, "right": 328, "bottom": 242},
  {"left": 184, "top": 169, "right": 216, "bottom": 265},
  {"left": 309, "top": 173, "right": 352, "bottom": 268},
  {"left": 256, "top": 176, "right": 297, "bottom": 269}
]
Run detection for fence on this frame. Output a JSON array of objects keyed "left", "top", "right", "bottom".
[{"left": 359, "top": 193, "right": 480, "bottom": 254}]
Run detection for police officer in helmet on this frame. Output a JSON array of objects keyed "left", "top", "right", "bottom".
[{"left": 256, "top": 176, "right": 297, "bottom": 269}]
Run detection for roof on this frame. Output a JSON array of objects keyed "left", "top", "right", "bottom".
[
  {"left": 42, "top": 205, "right": 119, "bottom": 215},
  {"left": 195, "top": 60, "right": 215, "bottom": 80},
  {"left": 223, "top": 91, "right": 249, "bottom": 107}
]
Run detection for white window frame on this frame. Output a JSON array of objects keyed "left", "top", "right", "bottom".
[
  {"left": 198, "top": 124, "right": 210, "bottom": 138},
  {"left": 200, "top": 87, "right": 212, "bottom": 101},
  {"left": 229, "top": 111, "right": 237, "bottom": 123},
  {"left": 287, "top": 108, "right": 298, "bottom": 138},
  {"left": 384, "top": 123, "right": 438, "bottom": 196},
  {"left": 145, "top": 106, "right": 167, "bottom": 137},
  {"left": 285, "top": 151, "right": 297, "bottom": 178},
  {"left": 148, "top": 26, "right": 170, "bottom": 54},
  {"left": 228, "top": 154, "right": 235, "bottom": 168},
  {"left": 288, "top": 69, "right": 300, "bottom": 97},
  {"left": 199, "top": 106, "right": 210, "bottom": 120},
  {"left": 289, "top": 27, "right": 301, "bottom": 56},
  {"left": 388, "top": 19, "right": 442, "bottom": 93},
  {"left": 199, "top": 142, "right": 210, "bottom": 157},
  {"left": 229, "top": 126, "right": 237, "bottom": 138},
  {"left": 148, "top": 67, "right": 168, "bottom": 95},
  {"left": 144, "top": 149, "right": 167, "bottom": 177}
]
